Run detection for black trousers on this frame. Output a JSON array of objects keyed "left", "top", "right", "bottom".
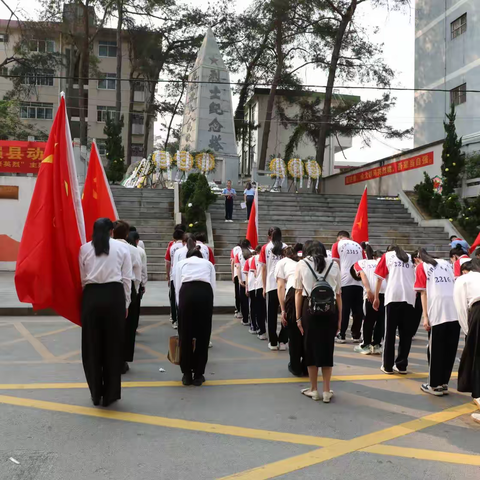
[
  {"left": 427, "top": 321, "right": 460, "bottom": 388},
  {"left": 285, "top": 287, "right": 306, "bottom": 374},
  {"left": 249, "top": 289, "right": 258, "bottom": 331},
  {"left": 267, "top": 290, "right": 288, "bottom": 346},
  {"left": 239, "top": 284, "right": 249, "bottom": 324},
  {"left": 255, "top": 288, "right": 266, "bottom": 335},
  {"left": 234, "top": 276, "right": 240, "bottom": 312},
  {"left": 170, "top": 281, "right": 177, "bottom": 323},
  {"left": 412, "top": 292, "right": 423, "bottom": 337},
  {"left": 82, "top": 283, "right": 126, "bottom": 404},
  {"left": 458, "top": 302, "right": 480, "bottom": 398},
  {"left": 225, "top": 197, "right": 234, "bottom": 220},
  {"left": 340, "top": 285, "right": 364, "bottom": 339},
  {"left": 383, "top": 301, "right": 416, "bottom": 371},
  {"left": 178, "top": 281, "right": 213, "bottom": 376},
  {"left": 124, "top": 282, "right": 140, "bottom": 362},
  {"left": 246, "top": 195, "right": 254, "bottom": 219},
  {"left": 362, "top": 294, "right": 385, "bottom": 348}
]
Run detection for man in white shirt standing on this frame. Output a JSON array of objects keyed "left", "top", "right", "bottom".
[{"left": 331, "top": 230, "right": 364, "bottom": 343}]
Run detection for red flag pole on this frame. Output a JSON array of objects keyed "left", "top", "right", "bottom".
[
  {"left": 351, "top": 185, "right": 369, "bottom": 244},
  {"left": 246, "top": 187, "right": 258, "bottom": 248}
]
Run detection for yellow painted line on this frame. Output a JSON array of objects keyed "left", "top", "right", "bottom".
[
  {"left": 135, "top": 342, "right": 168, "bottom": 361},
  {"left": 212, "top": 335, "right": 271, "bottom": 356},
  {"left": 363, "top": 444, "right": 480, "bottom": 466},
  {"left": 36, "top": 325, "right": 79, "bottom": 338},
  {"left": 13, "top": 322, "right": 55, "bottom": 360},
  {"left": 0, "top": 394, "right": 339, "bottom": 447},
  {"left": 57, "top": 349, "right": 81, "bottom": 360},
  {"left": 137, "top": 320, "right": 168, "bottom": 334},
  {"left": 220, "top": 402, "right": 477, "bottom": 479},
  {"left": 211, "top": 318, "right": 239, "bottom": 335}
]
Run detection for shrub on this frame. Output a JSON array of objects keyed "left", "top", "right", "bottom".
[
  {"left": 441, "top": 104, "right": 464, "bottom": 196},
  {"left": 105, "top": 116, "right": 125, "bottom": 184},
  {"left": 458, "top": 196, "right": 480, "bottom": 238}
]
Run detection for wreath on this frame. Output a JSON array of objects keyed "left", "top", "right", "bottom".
[
  {"left": 304, "top": 159, "right": 322, "bottom": 190},
  {"left": 152, "top": 150, "right": 173, "bottom": 171},
  {"left": 195, "top": 153, "right": 215, "bottom": 174},
  {"left": 269, "top": 157, "right": 286, "bottom": 178},
  {"left": 174, "top": 151, "right": 194, "bottom": 172}
]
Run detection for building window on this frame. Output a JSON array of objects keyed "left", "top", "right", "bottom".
[
  {"left": 29, "top": 39, "right": 55, "bottom": 53},
  {"left": 132, "top": 112, "right": 145, "bottom": 135},
  {"left": 1, "top": 67, "right": 8, "bottom": 77},
  {"left": 98, "top": 73, "right": 116, "bottom": 90},
  {"left": 131, "top": 143, "right": 144, "bottom": 157},
  {"left": 97, "top": 105, "right": 116, "bottom": 122},
  {"left": 0, "top": 33, "right": 9, "bottom": 42},
  {"left": 99, "top": 40, "right": 117, "bottom": 57},
  {"left": 451, "top": 14, "right": 467, "bottom": 39},
  {"left": 97, "top": 141, "right": 107, "bottom": 155},
  {"left": 451, "top": 83, "right": 466, "bottom": 106},
  {"left": 20, "top": 102, "right": 54, "bottom": 120},
  {"left": 21, "top": 69, "right": 54, "bottom": 86}
]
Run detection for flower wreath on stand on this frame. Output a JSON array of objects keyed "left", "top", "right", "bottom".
[
  {"left": 151, "top": 150, "right": 173, "bottom": 188},
  {"left": 123, "top": 160, "right": 143, "bottom": 188},
  {"left": 194, "top": 151, "right": 216, "bottom": 175},
  {"left": 287, "top": 158, "right": 305, "bottom": 191},
  {"left": 269, "top": 157, "right": 286, "bottom": 189},
  {"left": 136, "top": 157, "right": 153, "bottom": 188},
  {"left": 304, "top": 158, "right": 322, "bottom": 191},
  {"left": 174, "top": 150, "right": 194, "bottom": 182}
]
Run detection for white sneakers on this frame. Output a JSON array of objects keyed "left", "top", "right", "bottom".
[
  {"left": 208, "top": 341, "right": 213, "bottom": 348},
  {"left": 323, "top": 390, "right": 334, "bottom": 403},
  {"left": 381, "top": 365, "right": 394, "bottom": 375},
  {"left": 248, "top": 327, "right": 257, "bottom": 334},
  {"left": 257, "top": 333, "right": 267, "bottom": 340},
  {"left": 472, "top": 413, "right": 480, "bottom": 425},
  {"left": 278, "top": 343, "right": 287, "bottom": 351},
  {"left": 301, "top": 388, "right": 334, "bottom": 403},
  {"left": 474, "top": 397, "right": 480, "bottom": 409},
  {"left": 393, "top": 365, "right": 408, "bottom": 375},
  {"left": 172, "top": 321, "right": 178, "bottom": 330},
  {"left": 371, "top": 345, "right": 383, "bottom": 355},
  {"left": 267, "top": 343, "right": 278, "bottom": 351},
  {"left": 354, "top": 345, "right": 371, "bottom": 355},
  {"left": 421, "top": 384, "right": 444, "bottom": 396}
]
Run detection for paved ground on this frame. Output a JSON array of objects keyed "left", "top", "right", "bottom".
[{"left": 0, "top": 314, "right": 479, "bottom": 479}]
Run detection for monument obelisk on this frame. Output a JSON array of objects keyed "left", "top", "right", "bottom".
[{"left": 179, "top": 28, "right": 239, "bottom": 184}]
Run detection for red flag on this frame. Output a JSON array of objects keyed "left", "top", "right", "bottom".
[
  {"left": 82, "top": 140, "right": 118, "bottom": 241},
  {"left": 246, "top": 187, "right": 258, "bottom": 248},
  {"left": 470, "top": 233, "right": 480, "bottom": 254},
  {"left": 15, "top": 95, "right": 86, "bottom": 325},
  {"left": 351, "top": 186, "right": 369, "bottom": 244}
]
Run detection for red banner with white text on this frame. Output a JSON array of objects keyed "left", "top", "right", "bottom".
[{"left": 0, "top": 141, "right": 47, "bottom": 174}]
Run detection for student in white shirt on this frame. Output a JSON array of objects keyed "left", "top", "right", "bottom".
[
  {"left": 414, "top": 248, "right": 460, "bottom": 396},
  {"left": 294, "top": 241, "right": 342, "bottom": 403},
  {"left": 275, "top": 246, "right": 305, "bottom": 377},
  {"left": 374, "top": 245, "right": 416, "bottom": 375},
  {"left": 165, "top": 228, "right": 185, "bottom": 329},
  {"left": 235, "top": 240, "right": 253, "bottom": 326},
  {"left": 129, "top": 226, "right": 145, "bottom": 250},
  {"left": 244, "top": 181, "right": 256, "bottom": 221},
  {"left": 128, "top": 231, "right": 147, "bottom": 291},
  {"left": 231, "top": 242, "right": 242, "bottom": 319},
  {"left": 455, "top": 259, "right": 480, "bottom": 421},
  {"left": 174, "top": 238, "right": 216, "bottom": 387},
  {"left": 451, "top": 246, "right": 471, "bottom": 278},
  {"left": 113, "top": 220, "right": 142, "bottom": 374},
  {"left": 252, "top": 244, "right": 267, "bottom": 340},
  {"left": 258, "top": 227, "right": 288, "bottom": 350},
  {"left": 194, "top": 232, "right": 215, "bottom": 264},
  {"left": 352, "top": 244, "right": 385, "bottom": 355},
  {"left": 79, "top": 218, "right": 132, "bottom": 407},
  {"left": 331, "top": 230, "right": 364, "bottom": 343}
]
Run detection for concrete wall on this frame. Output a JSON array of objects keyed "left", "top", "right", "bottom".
[
  {"left": 321, "top": 141, "right": 443, "bottom": 196},
  {"left": 0, "top": 176, "right": 36, "bottom": 271}
]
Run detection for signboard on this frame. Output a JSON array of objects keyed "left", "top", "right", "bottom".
[
  {"left": 0, "top": 185, "right": 19, "bottom": 199},
  {"left": 0, "top": 141, "right": 47, "bottom": 174},
  {"left": 345, "top": 151, "right": 434, "bottom": 186}
]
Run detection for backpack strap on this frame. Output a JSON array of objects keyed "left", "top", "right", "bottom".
[
  {"left": 303, "top": 258, "right": 334, "bottom": 282},
  {"left": 303, "top": 259, "right": 319, "bottom": 282},
  {"left": 322, "top": 261, "right": 334, "bottom": 282}
]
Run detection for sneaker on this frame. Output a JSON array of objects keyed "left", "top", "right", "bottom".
[
  {"left": 241, "top": 321, "right": 250, "bottom": 326},
  {"left": 393, "top": 365, "right": 408, "bottom": 375},
  {"left": 301, "top": 388, "right": 320, "bottom": 401},
  {"left": 335, "top": 334, "right": 346, "bottom": 344},
  {"left": 248, "top": 327, "right": 257, "bottom": 334},
  {"left": 323, "top": 390, "right": 334, "bottom": 403},
  {"left": 421, "top": 384, "right": 444, "bottom": 396},
  {"left": 268, "top": 343, "right": 278, "bottom": 351},
  {"left": 472, "top": 413, "right": 480, "bottom": 425},
  {"left": 225, "top": 219, "right": 229, "bottom": 222},
  {"left": 229, "top": 220, "right": 234, "bottom": 222},
  {"left": 235, "top": 312, "right": 243, "bottom": 319},
  {"left": 193, "top": 375, "right": 205, "bottom": 386},
  {"left": 257, "top": 333, "right": 268, "bottom": 340},
  {"left": 381, "top": 365, "right": 394, "bottom": 375},
  {"left": 442, "top": 385, "right": 449, "bottom": 395},
  {"left": 172, "top": 321, "right": 178, "bottom": 330},
  {"left": 371, "top": 344, "right": 383, "bottom": 355},
  {"left": 208, "top": 341, "right": 213, "bottom": 348},
  {"left": 182, "top": 374, "right": 193, "bottom": 386},
  {"left": 278, "top": 343, "right": 287, "bottom": 351},
  {"left": 474, "top": 397, "right": 480, "bottom": 409},
  {"left": 352, "top": 337, "right": 362, "bottom": 344},
  {"left": 354, "top": 345, "right": 371, "bottom": 355}
]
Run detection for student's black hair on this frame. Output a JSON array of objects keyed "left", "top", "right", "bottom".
[
  {"left": 390, "top": 244, "right": 409, "bottom": 263},
  {"left": 293, "top": 243, "right": 303, "bottom": 254},
  {"left": 92, "top": 218, "right": 113, "bottom": 256},
  {"left": 174, "top": 224, "right": 186, "bottom": 232},
  {"left": 194, "top": 232, "right": 207, "bottom": 243},
  {"left": 267, "top": 227, "right": 274, "bottom": 238},
  {"left": 337, "top": 230, "right": 350, "bottom": 239},
  {"left": 242, "top": 247, "right": 252, "bottom": 260},
  {"left": 449, "top": 235, "right": 457, "bottom": 241},
  {"left": 350, "top": 265, "right": 361, "bottom": 282},
  {"left": 461, "top": 261, "right": 473, "bottom": 274},
  {"left": 255, "top": 244, "right": 262, "bottom": 254},
  {"left": 374, "top": 250, "right": 383, "bottom": 259},
  {"left": 271, "top": 227, "right": 283, "bottom": 256},
  {"left": 129, "top": 226, "right": 137, "bottom": 232},
  {"left": 471, "top": 258, "right": 480, "bottom": 273},
  {"left": 185, "top": 236, "right": 201, "bottom": 258},
  {"left": 418, "top": 247, "right": 438, "bottom": 267},
  {"left": 127, "top": 231, "right": 140, "bottom": 247},
  {"left": 306, "top": 240, "right": 327, "bottom": 273},
  {"left": 303, "top": 240, "right": 313, "bottom": 256},
  {"left": 182, "top": 232, "right": 194, "bottom": 244},
  {"left": 187, "top": 249, "right": 203, "bottom": 259},
  {"left": 240, "top": 238, "right": 251, "bottom": 249},
  {"left": 246, "top": 182, "right": 252, "bottom": 190},
  {"left": 449, "top": 246, "right": 465, "bottom": 259},
  {"left": 362, "top": 242, "right": 375, "bottom": 260},
  {"left": 173, "top": 229, "right": 184, "bottom": 240},
  {"left": 113, "top": 220, "right": 130, "bottom": 240},
  {"left": 283, "top": 246, "right": 299, "bottom": 262}
]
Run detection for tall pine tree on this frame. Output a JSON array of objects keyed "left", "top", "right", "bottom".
[
  {"left": 441, "top": 104, "right": 464, "bottom": 196},
  {"left": 105, "top": 116, "right": 126, "bottom": 184}
]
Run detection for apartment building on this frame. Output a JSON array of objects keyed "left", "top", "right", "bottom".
[
  {"left": 0, "top": 16, "right": 153, "bottom": 165},
  {"left": 415, "top": 1, "right": 480, "bottom": 151}
]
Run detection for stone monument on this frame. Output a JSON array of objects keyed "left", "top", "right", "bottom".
[{"left": 179, "top": 28, "right": 239, "bottom": 184}]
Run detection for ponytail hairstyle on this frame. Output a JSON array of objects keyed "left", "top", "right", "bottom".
[
  {"left": 267, "top": 227, "right": 274, "bottom": 239},
  {"left": 350, "top": 265, "right": 361, "bottom": 281},
  {"left": 127, "top": 231, "right": 139, "bottom": 247},
  {"left": 186, "top": 236, "right": 202, "bottom": 258},
  {"left": 390, "top": 244, "right": 409, "bottom": 264},
  {"left": 242, "top": 247, "right": 252, "bottom": 261},
  {"left": 271, "top": 227, "right": 283, "bottom": 256},
  {"left": 362, "top": 242, "right": 375, "bottom": 260},
  {"left": 307, "top": 240, "right": 327, "bottom": 273},
  {"left": 255, "top": 244, "right": 262, "bottom": 254},
  {"left": 182, "top": 232, "right": 193, "bottom": 245},
  {"left": 418, "top": 247, "right": 438, "bottom": 267},
  {"left": 471, "top": 258, "right": 480, "bottom": 273},
  {"left": 303, "top": 240, "right": 313, "bottom": 257},
  {"left": 283, "top": 246, "right": 299, "bottom": 262},
  {"left": 92, "top": 218, "right": 114, "bottom": 256},
  {"left": 240, "top": 238, "right": 251, "bottom": 250},
  {"left": 293, "top": 243, "right": 303, "bottom": 256}
]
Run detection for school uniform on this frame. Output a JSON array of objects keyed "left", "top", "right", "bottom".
[
  {"left": 294, "top": 258, "right": 341, "bottom": 367},
  {"left": 79, "top": 239, "right": 132, "bottom": 406},
  {"left": 276, "top": 257, "right": 305, "bottom": 375},
  {"left": 454, "top": 254, "right": 471, "bottom": 278},
  {"left": 138, "top": 239, "right": 145, "bottom": 250},
  {"left": 223, "top": 187, "right": 236, "bottom": 220},
  {"left": 244, "top": 187, "right": 255, "bottom": 220},
  {"left": 258, "top": 241, "right": 288, "bottom": 346},
  {"left": 235, "top": 250, "right": 252, "bottom": 325},
  {"left": 244, "top": 256, "right": 258, "bottom": 331},
  {"left": 415, "top": 259, "right": 460, "bottom": 389},
  {"left": 375, "top": 251, "right": 416, "bottom": 372},
  {"left": 354, "top": 259, "right": 386, "bottom": 348},
  {"left": 231, "top": 246, "right": 242, "bottom": 313},
  {"left": 332, "top": 239, "right": 364, "bottom": 340},
  {"left": 455, "top": 271, "right": 480, "bottom": 399},
  {"left": 254, "top": 254, "right": 267, "bottom": 335},
  {"left": 174, "top": 256, "right": 216, "bottom": 377},
  {"left": 166, "top": 240, "right": 184, "bottom": 324}
]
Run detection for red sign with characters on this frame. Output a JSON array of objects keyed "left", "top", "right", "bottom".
[
  {"left": 0, "top": 141, "right": 47, "bottom": 174},
  {"left": 345, "top": 151, "right": 434, "bottom": 186}
]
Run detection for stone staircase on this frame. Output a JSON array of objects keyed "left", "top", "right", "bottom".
[
  {"left": 209, "top": 192, "right": 452, "bottom": 281},
  {"left": 111, "top": 186, "right": 174, "bottom": 281}
]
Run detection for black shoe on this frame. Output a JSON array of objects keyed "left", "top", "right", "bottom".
[
  {"left": 91, "top": 396, "right": 101, "bottom": 406},
  {"left": 102, "top": 397, "right": 118, "bottom": 408},
  {"left": 193, "top": 375, "right": 205, "bottom": 386},
  {"left": 121, "top": 362, "right": 129, "bottom": 374},
  {"left": 182, "top": 374, "right": 193, "bottom": 386},
  {"left": 288, "top": 363, "right": 302, "bottom": 377}
]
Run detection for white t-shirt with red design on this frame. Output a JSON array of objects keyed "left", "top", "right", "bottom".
[
  {"left": 231, "top": 246, "right": 242, "bottom": 278},
  {"left": 243, "top": 256, "right": 257, "bottom": 292},
  {"left": 354, "top": 259, "right": 386, "bottom": 299},
  {"left": 235, "top": 250, "right": 254, "bottom": 283},
  {"left": 454, "top": 254, "right": 471, "bottom": 278},
  {"left": 331, "top": 239, "right": 364, "bottom": 288},
  {"left": 374, "top": 251, "right": 415, "bottom": 306},
  {"left": 274, "top": 257, "right": 298, "bottom": 297},
  {"left": 414, "top": 259, "right": 457, "bottom": 326},
  {"left": 258, "top": 241, "right": 288, "bottom": 293},
  {"left": 254, "top": 254, "right": 263, "bottom": 290},
  {"left": 165, "top": 240, "right": 184, "bottom": 279}
]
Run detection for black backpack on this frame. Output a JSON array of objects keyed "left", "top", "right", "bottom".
[{"left": 303, "top": 259, "right": 336, "bottom": 315}]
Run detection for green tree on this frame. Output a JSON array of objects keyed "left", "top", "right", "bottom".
[
  {"left": 441, "top": 104, "right": 464, "bottom": 196},
  {"left": 0, "top": 100, "right": 48, "bottom": 140},
  {"left": 105, "top": 116, "right": 125, "bottom": 183}
]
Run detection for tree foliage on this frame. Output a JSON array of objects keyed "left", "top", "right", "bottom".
[
  {"left": 0, "top": 100, "right": 48, "bottom": 140},
  {"left": 441, "top": 104, "right": 464, "bottom": 196},
  {"left": 105, "top": 115, "right": 125, "bottom": 183}
]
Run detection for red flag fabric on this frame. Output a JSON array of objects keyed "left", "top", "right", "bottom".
[
  {"left": 246, "top": 186, "right": 258, "bottom": 248},
  {"left": 351, "top": 186, "right": 369, "bottom": 244},
  {"left": 15, "top": 95, "right": 86, "bottom": 325},
  {"left": 82, "top": 140, "right": 118, "bottom": 241},
  {"left": 469, "top": 233, "right": 480, "bottom": 254}
]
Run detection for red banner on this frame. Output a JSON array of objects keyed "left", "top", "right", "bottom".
[
  {"left": 345, "top": 151, "right": 434, "bottom": 186},
  {"left": 0, "top": 141, "right": 47, "bottom": 174}
]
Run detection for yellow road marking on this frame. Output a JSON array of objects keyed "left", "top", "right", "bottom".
[
  {"left": 220, "top": 402, "right": 477, "bottom": 479},
  {"left": 0, "top": 394, "right": 338, "bottom": 447},
  {"left": 212, "top": 318, "right": 239, "bottom": 335},
  {"left": 0, "top": 324, "right": 79, "bottom": 349},
  {"left": 13, "top": 322, "right": 55, "bottom": 360},
  {"left": 363, "top": 444, "right": 480, "bottom": 466},
  {"left": 212, "top": 335, "right": 271, "bottom": 356},
  {"left": 57, "top": 349, "right": 81, "bottom": 360},
  {"left": 135, "top": 342, "right": 168, "bottom": 361},
  {"left": 137, "top": 320, "right": 168, "bottom": 334}
]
